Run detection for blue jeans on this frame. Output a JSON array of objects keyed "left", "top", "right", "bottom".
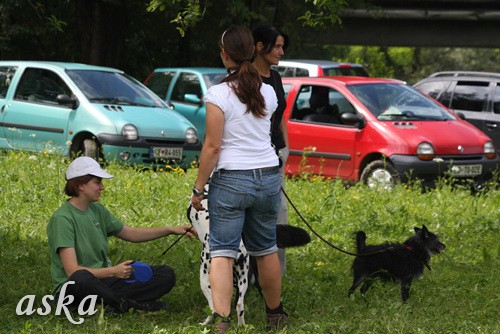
[{"left": 208, "top": 166, "right": 281, "bottom": 259}]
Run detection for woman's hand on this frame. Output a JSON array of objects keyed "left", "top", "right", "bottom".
[{"left": 191, "top": 193, "right": 205, "bottom": 211}]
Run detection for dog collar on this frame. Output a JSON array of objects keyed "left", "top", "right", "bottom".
[{"left": 404, "top": 245, "right": 432, "bottom": 271}]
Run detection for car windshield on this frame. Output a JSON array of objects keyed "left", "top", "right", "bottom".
[
  {"left": 67, "top": 70, "right": 166, "bottom": 108},
  {"left": 347, "top": 83, "right": 455, "bottom": 121},
  {"left": 203, "top": 73, "right": 226, "bottom": 88}
]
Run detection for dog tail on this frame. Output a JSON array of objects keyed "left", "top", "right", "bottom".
[
  {"left": 276, "top": 225, "right": 311, "bottom": 248},
  {"left": 355, "top": 231, "right": 367, "bottom": 252}
]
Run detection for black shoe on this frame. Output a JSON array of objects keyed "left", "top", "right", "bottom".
[
  {"left": 129, "top": 300, "right": 168, "bottom": 312},
  {"left": 104, "top": 305, "right": 124, "bottom": 315}
]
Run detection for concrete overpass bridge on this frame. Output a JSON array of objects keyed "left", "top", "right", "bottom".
[{"left": 316, "top": 0, "right": 500, "bottom": 48}]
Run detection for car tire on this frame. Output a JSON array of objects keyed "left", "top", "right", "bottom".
[
  {"left": 82, "top": 138, "right": 101, "bottom": 160},
  {"left": 360, "top": 160, "right": 400, "bottom": 189}
]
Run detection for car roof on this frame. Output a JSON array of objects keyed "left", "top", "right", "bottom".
[
  {"left": 153, "top": 67, "right": 226, "bottom": 74},
  {"left": 282, "top": 76, "right": 404, "bottom": 86},
  {"left": 0, "top": 60, "right": 121, "bottom": 72},
  {"left": 427, "top": 71, "right": 500, "bottom": 80},
  {"left": 278, "top": 59, "right": 365, "bottom": 68}
]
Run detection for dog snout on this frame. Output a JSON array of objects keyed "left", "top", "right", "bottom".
[{"left": 432, "top": 242, "right": 446, "bottom": 253}]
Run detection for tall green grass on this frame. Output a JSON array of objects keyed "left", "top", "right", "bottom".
[{"left": 0, "top": 151, "right": 498, "bottom": 333}]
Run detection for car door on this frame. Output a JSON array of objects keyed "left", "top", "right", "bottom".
[
  {"left": 285, "top": 83, "right": 358, "bottom": 179},
  {"left": 169, "top": 71, "right": 206, "bottom": 139},
  {"left": 448, "top": 80, "right": 490, "bottom": 132},
  {"left": 144, "top": 70, "right": 175, "bottom": 100},
  {"left": 487, "top": 83, "right": 500, "bottom": 153},
  {"left": 2, "top": 67, "right": 74, "bottom": 152},
  {"left": 0, "top": 65, "right": 19, "bottom": 147}
]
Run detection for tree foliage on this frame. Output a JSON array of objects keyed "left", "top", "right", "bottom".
[{"left": 0, "top": 0, "right": 499, "bottom": 83}]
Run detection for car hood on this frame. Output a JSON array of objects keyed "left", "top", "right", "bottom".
[
  {"left": 96, "top": 104, "right": 195, "bottom": 138},
  {"left": 383, "top": 120, "right": 488, "bottom": 154}
]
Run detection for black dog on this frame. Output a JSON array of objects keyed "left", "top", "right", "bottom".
[{"left": 348, "top": 225, "right": 445, "bottom": 301}]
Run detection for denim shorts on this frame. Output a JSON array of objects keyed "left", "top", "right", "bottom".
[{"left": 207, "top": 166, "right": 281, "bottom": 259}]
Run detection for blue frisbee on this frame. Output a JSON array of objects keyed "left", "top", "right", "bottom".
[{"left": 125, "top": 261, "right": 153, "bottom": 283}]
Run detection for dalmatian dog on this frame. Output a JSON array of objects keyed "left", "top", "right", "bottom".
[
  {"left": 188, "top": 184, "right": 249, "bottom": 326},
  {"left": 188, "top": 184, "right": 311, "bottom": 327}
]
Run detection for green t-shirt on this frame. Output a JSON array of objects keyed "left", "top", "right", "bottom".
[{"left": 47, "top": 201, "right": 124, "bottom": 294}]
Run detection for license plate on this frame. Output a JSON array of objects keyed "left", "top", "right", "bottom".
[
  {"left": 449, "top": 164, "right": 482, "bottom": 177},
  {"left": 150, "top": 147, "right": 183, "bottom": 159}
]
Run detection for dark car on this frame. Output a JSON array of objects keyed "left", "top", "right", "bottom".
[{"left": 414, "top": 71, "right": 500, "bottom": 154}]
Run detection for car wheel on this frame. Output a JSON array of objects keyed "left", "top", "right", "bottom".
[
  {"left": 82, "top": 138, "right": 101, "bottom": 159},
  {"left": 360, "top": 160, "right": 400, "bottom": 189}
]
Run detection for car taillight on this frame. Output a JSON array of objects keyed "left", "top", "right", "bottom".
[
  {"left": 484, "top": 141, "right": 497, "bottom": 159},
  {"left": 417, "top": 142, "right": 435, "bottom": 161}
]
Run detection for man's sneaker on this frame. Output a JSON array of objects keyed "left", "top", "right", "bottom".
[{"left": 266, "top": 311, "right": 289, "bottom": 330}]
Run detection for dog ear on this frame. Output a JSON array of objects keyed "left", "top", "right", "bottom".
[{"left": 415, "top": 225, "right": 429, "bottom": 237}]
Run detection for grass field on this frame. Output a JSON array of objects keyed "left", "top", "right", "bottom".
[{"left": 0, "top": 151, "right": 498, "bottom": 334}]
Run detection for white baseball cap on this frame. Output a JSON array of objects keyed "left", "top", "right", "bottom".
[{"left": 65, "top": 157, "right": 114, "bottom": 180}]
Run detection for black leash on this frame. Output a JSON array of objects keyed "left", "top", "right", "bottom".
[
  {"left": 150, "top": 229, "right": 191, "bottom": 265},
  {"left": 281, "top": 187, "right": 395, "bottom": 257}
]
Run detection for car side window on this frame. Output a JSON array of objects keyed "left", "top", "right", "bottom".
[
  {"left": 274, "top": 66, "right": 309, "bottom": 77},
  {"left": 291, "top": 84, "right": 353, "bottom": 125},
  {"left": 145, "top": 71, "right": 175, "bottom": 99},
  {"left": 493, "top": 85, "right": 500, "bottom": 114},
  {"left": 450, "top": 81, "right": 489, "bottom": 112},
  {"left": 171, "top": 72, "right": 202, "bottom": 103},
  {"left": 415, "top": 81, "right": 446, "bottom": 99},
  {"left": 14, "top": 68, "right": 72, "bottom": 106},
  {"left": 0, "top": 66, "right": 17, "bottom": 98}
]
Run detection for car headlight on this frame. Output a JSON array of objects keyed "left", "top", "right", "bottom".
[
  {"left": 122, "top": 124, "right": 138, "bottom": 141},
  {"left": 484, "top": 141, "right": 497, "bottom": 159},
  {"left": 185, "top": 128, "right": 198, "bottom": 144},
  {"left": 417, "top": 142, "right": 435, "bottom": 161}
]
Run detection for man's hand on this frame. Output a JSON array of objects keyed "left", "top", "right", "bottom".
[
  {"left": 170, "top": 225, "right": 198, "bottom": 240},
  {"left": 112, "top": 260, "right": 134, "bottom": 279}
]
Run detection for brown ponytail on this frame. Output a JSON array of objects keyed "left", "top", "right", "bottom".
[{"left": 220, "top": 26, "right": 266, "bottom": 118}]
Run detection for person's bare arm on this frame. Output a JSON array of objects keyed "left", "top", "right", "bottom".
[
  {"left": 58, "top": 247, "right": 133, "bottom": 279},
  {"left": 116, "top": 224, "right": 195, "bottom": 243},
  {"left": 192, "top": 102, "right": 224, "bottom": 210}
]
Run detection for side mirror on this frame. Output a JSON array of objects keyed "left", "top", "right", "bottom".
[
  {"left": 184, "top": 93, "right": 203, "bottom": 106},
  {"left": 164, "top": 100, "right": 175, "bottom": 109},
  {"left": 341, "top": 112, "right": 366, "bottom": 129},
  {"left": 56, "top": 94, "right": 79, "bottom": 110},
  {"left": 455, "top": 111, "right": 466, "bottom": 120}
]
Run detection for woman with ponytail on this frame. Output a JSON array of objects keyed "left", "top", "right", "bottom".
[{"left": 191, "top": 26, "right": 287, "bottom": 333}]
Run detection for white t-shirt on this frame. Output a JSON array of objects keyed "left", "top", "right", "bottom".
[{"left": 203, "top": 81, "right": 279, "bottom": 171}]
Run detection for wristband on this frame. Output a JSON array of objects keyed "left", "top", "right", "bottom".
[{"left": 192, "top": 187, "right": 204, "bottom": 196}]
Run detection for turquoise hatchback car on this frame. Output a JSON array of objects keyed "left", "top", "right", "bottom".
[
  {"left": 0, "top": 61, "right": 201, "bottom": 169},
  {"left": 144, "top": 67, "right": 227, "bottom": 140}
]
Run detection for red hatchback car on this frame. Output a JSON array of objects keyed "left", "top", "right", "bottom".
[{"left": 282, "top": 76, "right": 499, "bottom": 188}]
